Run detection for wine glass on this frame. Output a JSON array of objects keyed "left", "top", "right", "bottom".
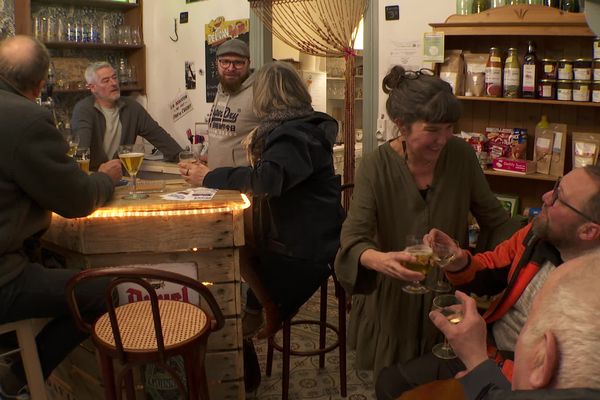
[
  {"left": 402, "top": 235, "right": 432, "bottom": 295},
  {"left": 118, "top": 144, "right": 148, "bottom": 200},
  {"left": 431, "top": 294, "right": 464, "bottom": 359},
  {"left": 429, "top": 241, "right": 456, "bottom": 293}
]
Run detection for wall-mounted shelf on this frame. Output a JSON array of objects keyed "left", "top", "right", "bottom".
[
  {"left": 483, "top": 169, "right": 558, "bottom": 181},
  {"left": 44, "top": 41, "right": 144, "bottom": 51},
  {"left": 457, "top": 96, "right": 600, "bottom": 108},
  {"left": 32, "top": 0, "right": 139, "bottom": 11}
]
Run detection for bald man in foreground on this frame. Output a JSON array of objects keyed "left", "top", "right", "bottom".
[{"left": 0, "top": 35, "right": 121, "bottom": 398}]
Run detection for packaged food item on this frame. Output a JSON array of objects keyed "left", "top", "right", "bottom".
[
  {"left": 439, "top": 50, "right": 465, "bottom": 95},
  {"left": 503, "top": 48, "right": 520, "bottom": 98},
  {"left": 556, "top": 79, "right": 572, "bottom": 101},
  {"left": 557, "top": 59, "right": 573, "bottom": 80},
  {"left": 549, "top": 123, "right": 567, "bottom": 177},
  {"left": 573, "top": 59, "right": 592, "bottom": 80},
  {"left": 593, "top": 81, "right": 600, "bottom": 103},
  {"left": 538, "top": 79, "right": 556, "bottom": 99},
  {"left": 593, "top": 59, "right": 600, "bottom": 81},
  {"left": 572, "top": 80, "right": 591, "bottom": 102},
  {"left": 541, "top": 59, "right": 557, "bottom": 79},
  {"left": 534, "top": 128, "right": 554, "bottom": 174},
  {"left": 485, "top": 127, "right": 526, "bottom": 160},
  {"left": 463, "top": 52, "right": 488, "bottom": 97},
  {"left": 572, "top": 132, "right": 600, "bottom": 168}
]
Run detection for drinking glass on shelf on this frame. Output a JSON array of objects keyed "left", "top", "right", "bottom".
[
  {"left": 131, "top": 26, "right": 141, "bottom": 45},
  {"left": 431, "top": 294, "right": 464, "bottom": 359},
  {"left": 402, "top": 235, "right": 432, "bottom": 295},
  {"left": 74, "top": 147, "right": 90, "bottom": 174},
  {"left": 117, "top": 25, "right": 131, "bottom": 45},
  {"left": 118, "top": 144, "right": 148, "bottom": 200},
  {"left": 429, "top": 241, "right": 457, "bottom": 293}
]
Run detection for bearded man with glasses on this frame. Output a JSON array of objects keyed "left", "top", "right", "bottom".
[
  {"left": 207, "top": 38, "right": 260, "bottom": 169},
  {"left": 376, "top": 165, "right": 600, "bottom": 400}
]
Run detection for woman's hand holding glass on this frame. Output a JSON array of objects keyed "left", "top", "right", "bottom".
[
  {"left": 429, "top": 291, "right": 488, "bottom": 371},
  {"left": 359, "top": 249, "right": 426, "bottom": 283}
]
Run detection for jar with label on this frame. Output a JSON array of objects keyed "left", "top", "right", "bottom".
[
  {"left": 541, "top": 59, "right": 557, "bottom": 79},
  {"left": 485, "top": 47, "right": 503, "bottom": 97},
  {"left": 503, "top": 47, "right": 520, "bottom": 97},
  {"left": 595, "top": 36, "right": 600, "bottom": 60},
  {"left": 574, "top": 59, "right": 592, "bottom": 80},
  {"left": 594, "top": 59, "right": 600, "bottom": 81},
  {"left": 557, "top": 80, "right": 573, "bottom": 101},
  {"left": 558, "top": 59, "right": 573, "bottom": 80},
  {"left": 538, "top": 79, "right": 556, "bottom": 99},
  {"left": 573, "top": 80, "right": 591, "bottom": 102},
  {"left": 592, "top": 81, "right": 600, "bottom": 103}
]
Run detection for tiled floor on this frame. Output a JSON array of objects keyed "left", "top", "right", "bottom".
[{"left": 247, "top": 281, "right": 377, "bottom": 400}]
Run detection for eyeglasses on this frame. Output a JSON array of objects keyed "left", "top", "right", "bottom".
[
  {"left": 404, "top": 68, "right": 435, "bottom": 80},
  {"left": 549, "top": 178, "right": 599, "bottom": 224},
  {"left": 217, "top": 58, "right": 247, "bottom": 69}
]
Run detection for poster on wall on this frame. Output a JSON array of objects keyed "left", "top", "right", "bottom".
[{"left": 204, "top": 16, "right": 249, "bottom": 102}]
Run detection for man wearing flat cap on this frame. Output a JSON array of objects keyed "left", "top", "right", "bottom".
[{"left": 207, "top": 38, "right": 259, "bottom": 169}]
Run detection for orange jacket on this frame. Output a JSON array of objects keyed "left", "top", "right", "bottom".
[{"left": 446, "top": 223, "right": 562, "bottom": 323}]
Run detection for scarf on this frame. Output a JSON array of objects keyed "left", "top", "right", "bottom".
[{"left": 244, "top": 106, "right": 313, "bottom": 166}]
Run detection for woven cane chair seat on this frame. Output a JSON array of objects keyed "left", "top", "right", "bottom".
[{"left": 93, "top": 300, "right": 208, "bottom": 351}]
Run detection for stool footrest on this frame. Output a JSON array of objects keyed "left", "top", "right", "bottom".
[{"left": 269, "top": 320, "right": 340, "bottom": 356}]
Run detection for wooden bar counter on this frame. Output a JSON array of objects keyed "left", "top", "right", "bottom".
[{"left": 42, "top": 182, "right": 249, "bottom": 400}]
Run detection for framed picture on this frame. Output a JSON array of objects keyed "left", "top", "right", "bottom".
[{"left": 495, "top": 193, "right": 519, "bottom": 217}]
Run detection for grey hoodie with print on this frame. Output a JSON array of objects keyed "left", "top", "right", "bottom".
[{"left": 207, "top": 73, "right": 259, "bottom": 169}]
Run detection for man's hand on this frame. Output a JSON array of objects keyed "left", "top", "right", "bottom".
[
  {"left": 98, "top": 159, "right": 123, "bottom": 184},
  {"left": 424, "top": 228, "right": 468, "bottom": 272},
  {"left": 429, "top": 291, "right": 488, "bottom": 372},
  {"left": 179, "top": 161, "right": 210, "bottom": 187},
  {"left": 359, "top": 249, "right": 426, "bottom": 282}
]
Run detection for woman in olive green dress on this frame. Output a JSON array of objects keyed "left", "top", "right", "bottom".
[{"left": 334, "top": 66, "right": 508, "bottom": 377}]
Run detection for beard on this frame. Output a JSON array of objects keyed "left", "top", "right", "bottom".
[
  {"left": 532, "top": 211, "right": 579, "bottom": 249},
  {"left": 219, "top": 72, "right": 248, "bottom": 93}
]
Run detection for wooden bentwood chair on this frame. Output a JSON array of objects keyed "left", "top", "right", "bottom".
[
  {"left": 65, "top": 267, "right": 225, "bottom": 400},
  {"left": 265, "top": 182, "right": 354, "bottom": 400}
]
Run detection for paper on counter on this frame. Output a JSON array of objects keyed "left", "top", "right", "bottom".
[{"left": 161, "top": 187, "right": 217, "bottom": 201}]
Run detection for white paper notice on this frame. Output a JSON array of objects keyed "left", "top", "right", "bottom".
[
  {"left": 388, "top": 40, "right": 422, "bottom": 71},
  {"left": 161, "top": 187, "right": 218, "bottom": 201},
  {"left": 169, "top": 92, "right": 194, "bottom": 122}
]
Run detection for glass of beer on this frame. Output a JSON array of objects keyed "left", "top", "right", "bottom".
[
  {"left": 118, "top": 143, "right": 148, "bottom": 200},
  {"left": 74, "top": 147, "right": 90, "bottom": 174},
  {"left": 402, "top": 236, "right": 433, "bottom": 294},
  {"left": 64, "top": 134, "right": 79, "bottom": 157},
  {"left": 431, "top": 294, "right": 464, "bottom": 359}
]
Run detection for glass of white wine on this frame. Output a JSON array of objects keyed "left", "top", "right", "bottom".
[
  {"left": 118, "top": 143, "right": 148, "bottom": 200},
  {"left": 402, "top": 235, "right": 433, "bottom": 295},
  {"left": 429, "top": 241, "right": 456, "bottom": 293},
  {"left": 64, "top": 134, "right": 79, "bottom": 157},
  {"left": 431, "top": 294, "right": 464, "bottom": 359}
]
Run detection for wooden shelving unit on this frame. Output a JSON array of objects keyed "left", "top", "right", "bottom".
[{"left": 431, "top": 5, "right": 597, "bottom": 212}]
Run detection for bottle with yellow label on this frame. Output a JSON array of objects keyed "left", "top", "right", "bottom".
[
  {"left": 485, "top": 47, "right": 503, "bottom": 97},
  {"left": 503, "top": 48, "right": 520, "bottom": 98}
]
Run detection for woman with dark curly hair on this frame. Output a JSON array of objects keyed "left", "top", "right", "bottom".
[{"left": 334, "top": 66, "right": 508, "bottom": 381}]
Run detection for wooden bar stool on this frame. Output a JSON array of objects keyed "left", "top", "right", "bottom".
[
  {"left": 265, "top": 271, "right": 347, "bottom": 400},
  {"left": 65, "top": 267, "right": 225, "bottom": 400},
  {"left": 0, "top": 319, "right": 48, "bottom": 400}
]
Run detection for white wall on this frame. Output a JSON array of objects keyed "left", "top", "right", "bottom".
[
  {"left": 141, "top": 1, "right": 455, "bottom": 147},
  {"left": 376, "top": 1, "right": 454, "bottom": 119},
  {"left": 143, "top": 0, "right": 250, "bottom": 149}
]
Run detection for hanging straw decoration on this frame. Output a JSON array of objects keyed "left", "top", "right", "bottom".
[{"left": 250, "top": 0, "right": 367, "bottom": 208}]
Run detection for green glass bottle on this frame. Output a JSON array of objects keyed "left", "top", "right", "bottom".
[
  {"left": 472, "top": 0, "right": 491, "bottom": 13},
  {"left": 560, "top": 0, "right": 580, "bottom": 12}
]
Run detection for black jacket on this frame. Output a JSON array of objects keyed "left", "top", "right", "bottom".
[{"left": 204, "top": 112, "right": 344, "bottom": 262}]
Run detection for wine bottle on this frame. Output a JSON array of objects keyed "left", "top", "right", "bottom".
[{"left": 522, "top": 41, "right": 538, "bottom": 98}]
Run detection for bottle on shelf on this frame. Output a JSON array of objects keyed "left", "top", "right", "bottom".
[
  {"left": 560, "top": 0, "right": 580, "bottom": 12},
  {"left": 536, "top": 115, "right": 550, "bottom": 129},
  {"left": 472, "top": 0, "right": 491, "bottom": 13},
  {"left": 485, "top": 47, "right": 503, "bottom": 97},
  {"left": 522, "top": 41, "right": 538, "bottom": 98},
  {"left": 503, "top": 47, "right": 520, "bottom": 97},
  {"left": 456, "top": 0, "right": 473, "bottom": 14}
]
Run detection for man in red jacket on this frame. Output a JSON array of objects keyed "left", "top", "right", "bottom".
[{"left": 376, "top": 165, "right": 600, "bottom": 400}]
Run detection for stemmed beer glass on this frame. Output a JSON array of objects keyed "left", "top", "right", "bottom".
[
  {"left": 431, "top": 294, "right": 464, "bottom": 359},
  {"left": 430, "top": 241, "right": 456, "bottom": 293},
  {"left": 402, "top": 235, "right": 432, "bottom": 295},
  {"left": 118, "top": 144, "right": 147, "bottom": 200}
]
